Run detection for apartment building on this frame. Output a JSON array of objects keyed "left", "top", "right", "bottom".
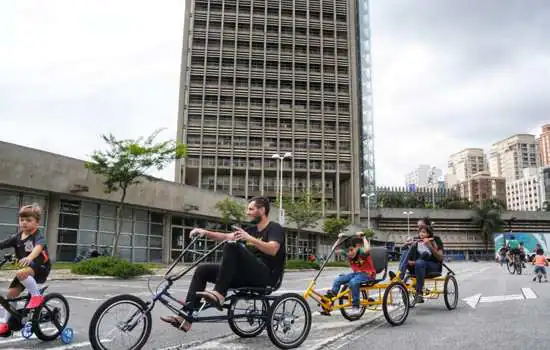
[
  {"left": 538, "top": 125, "right": 550, "bottom": 167},
  {"left": 405, "top": 165, "right": 443, "bottom": 187},
  {"left": 458, "top": 171, "right": 506, "bottom": 206},
  {"left": 447, "top": 148, "right": 487, "bottom": 186},
  {"left": 489, "top": 134, "right": 538, "bottom": 181},
  {"left": 174, "top": 0, "right": 366, "bottom": 216},
  {"left": 506, "top": 168, "right": 545, "bottom": 211}
]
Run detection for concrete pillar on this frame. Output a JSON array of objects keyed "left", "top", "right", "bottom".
[
  {"left": 162, "top": 214, "right": 172, "bottom": 264},
  {"left": 46, "top": 194, "right": 60, "bottom": 262}
]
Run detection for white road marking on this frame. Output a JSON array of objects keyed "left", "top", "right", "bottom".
[
  {"left": 0, "top": 327, "right": 56, "bottom": 345},
  {"left": 462, "top": 293, "right": 482, "bottom": 309},
  {"left": 47, "top": 340, "right": 112, "bottom": 350},
  {"left": 65, "top": 295, "right": 104, "bottom": 301},
  {"left": 522, "top": 287, "right": 537, "bottom": 299},
  {"left": 480, "top": 294, "right": 524, "bottom": 303}
]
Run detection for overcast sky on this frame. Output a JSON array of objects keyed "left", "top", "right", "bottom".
[{"left": 0, "top": 0, "right": 548, "bottom": 187}]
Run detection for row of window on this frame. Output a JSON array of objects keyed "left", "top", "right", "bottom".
[
  {"left": 187, "top": 156, "right": 351, "bottom": 171},
  {"left": 188, "top": 96, "right": 350, "bottom": 113},
  {"left": 190, "top": 77, "right": 349, "bottom": 94},
  {"left": 194, "top": 21, "right": 348, "bottom": 39},
  {"left": 196, "top": 3, "right": 348, "bottom": 24},
  {"left": 201, "top": 175, "right": 335, "bottom": 192},
  {"left": 187, "top": 135, "right": 350, "bottom": 150},
  {"left": 187, "top": 116, "right": 351, "bottom": 132},
  {"left": 193, "top": 39, "right": 348, "bottom": 57}
]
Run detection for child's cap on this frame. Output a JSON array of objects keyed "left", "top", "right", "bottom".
[{"left": 19, "top": 203, "right": 42, "bottom": 222}]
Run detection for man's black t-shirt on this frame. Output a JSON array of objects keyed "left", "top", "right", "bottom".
[
  {"left": 245, "top": 222, "right": 286, "bottom": 282},
  {"left": 0, "top": 230, "right": 51, "bottom": 266}
]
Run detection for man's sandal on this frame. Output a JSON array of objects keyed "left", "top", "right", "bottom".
[
  {"left": 160, "top": 315, "right": 190, "bottom": 332},
  {"left": 196, "top": 291, "right": 224, "bottom": 311}
]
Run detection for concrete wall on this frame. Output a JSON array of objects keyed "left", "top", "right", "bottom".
[{"left": 362, "top": 207, "right": 550, "bottom": 221}]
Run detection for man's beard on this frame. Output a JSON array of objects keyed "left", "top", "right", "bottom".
[{"left": 249, "top": 215, "right": 262, "bottom": 225}]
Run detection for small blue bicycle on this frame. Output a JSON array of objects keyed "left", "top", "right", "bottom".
[{"left": 0, "top": 254, "right": 74, "bottom": 344}]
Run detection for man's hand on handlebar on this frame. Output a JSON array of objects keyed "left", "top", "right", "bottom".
[{"left": 190, "top": 228, "right": 207, "bottom": 238}]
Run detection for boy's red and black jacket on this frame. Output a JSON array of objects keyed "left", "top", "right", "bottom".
[{"left": 0, "top": 229, "right": 50, "bottom": 266}]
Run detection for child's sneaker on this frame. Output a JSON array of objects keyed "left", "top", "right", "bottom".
[
  {"left": 347, "top": 306, "right": 362, "bottom": 316},
  {"left": 26, "top": 295, "right": 45, "bottom": 309},
  {"left": 388, "top": 271, "right": 396, "bottom": 280}
]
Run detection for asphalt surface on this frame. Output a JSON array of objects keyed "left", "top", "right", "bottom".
[{"left": 0, "top": 262, "right": 546, "bottom": 350}]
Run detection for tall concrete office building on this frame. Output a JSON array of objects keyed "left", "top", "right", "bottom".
[
  {"left": 489, "top": 134, "right": 538, "bottom": 181},
  {"left": 175, "top": 0, "right": 368, "bottom": 218}
]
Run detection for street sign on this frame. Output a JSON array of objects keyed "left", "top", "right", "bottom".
[{"left": 462, "top": 288, "right": 537, "bottom": 309}]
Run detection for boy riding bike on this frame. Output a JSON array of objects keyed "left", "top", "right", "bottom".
[
  {"left": 324, "top": 232, "right": 375, "bottom": 316},
  {"left": 0, "top": 204, "right": 51, "bottom": 335},
  {"left": 506, "top": 235, "right": 520, "bottom": 265},
  {"left": 532, "top": 248, "right": 548, "bottom": 282}
]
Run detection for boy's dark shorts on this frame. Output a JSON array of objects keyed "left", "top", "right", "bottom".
[{"left": 9, "top": 264, "right": 51, "bottom": 289}]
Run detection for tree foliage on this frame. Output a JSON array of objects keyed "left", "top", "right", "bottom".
[
  {"left": 280, "top": 191, "right": 322, "bottom": 231},
  {"left": 323, "top": 217, "right": 350, "bottom": 236},
  {"left": 470, "top": 200, "right": 506, "bottom": 251},
  {"left": 361, "top": 228, "right": 376, "bottom": 240},
  {"left": 85, "top": 129, "right": 187, "bottom": 256},
  {"left": 215, "top": 197, "right": 247, "bottom": 230}
]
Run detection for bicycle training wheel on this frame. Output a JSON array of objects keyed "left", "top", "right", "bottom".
[
  {"left": 89, "top": 294, "right": 152, "bottom": 350},
  {"left": 443, "top": 274, "right": 459, "bottom": 310},
  {"left": 32, "top": 293, "right": 70, "bottom": 341}
]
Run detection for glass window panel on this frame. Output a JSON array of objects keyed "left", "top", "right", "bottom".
[
  {"left": 0, "top": 191, "right": 19, "bottom": 208},
  {"left": 121, "top": 220, "right": 133, "bottom": 234},
  {"left": 119, "top": 248, "right": 132, "bottom": 260},
  {"left": 171, "top": 227, "right": 184, "bottom": 250},
  {"left": 134, "top": 221, "right": 148, "bottom": 235},
  {"left": 60, "top": 200, "right": 80, "bottom": 214},
  {"left": 0, "top": 208, "right": 18, "bottom": 224},
  {"left": 59, "top": 214, "right": 79, "bottom": 229},
  {"left": 58, "top": 229, "right": 78, "bottom": 244},
  {"left": 21, "top": 194, "right": 47, "bottom": 209},
  {"left": 150, "top": 249, "right": 162, "bottom": 263},
  {"left": 99, "top": 232, "right": 114, "bottom": 246},
  {"left": 78, "top": 230, "right": 97, "bottom": 246},
  {"left": 183, "top": 217, "right": 196, "bottom": 227},
  {"left": 79, "top": 215, "right": 98, "bottom": 231},
  {"left": 121, "top": 207, "right": 133, "bottom": 220},
  {"left": 99, "top": 204, "right": 116, "bottom": 218},
  {"left": 133, "top": 248, "right": 148, "bottom": 262},
  {"left": 118, "top": 234, "right": 132, "bottom": 247},
  {"left": 150, "top": 213, "right": 164, "bottom": 223},
  {"left": 150, "top": 236, "right": 162, "bottom": 248},
  {"left": 134, "top": 234, "right": 148, "bottom": 247},
  {"left": 81, "top": 202, "right": 98, "bottom": 216},
  {"left": 135, "top": 210, "right": 148, "bottom": 222},
  {"left": 0, "top": 225, "right": 17, "bottom": 241},
  {"left": 171, "top": 216, "right": 184, "bottom": 226},
  {"left": 56, "top": 245, "right": 77, "bottom": 262},
  {"left": 151, "top": 224, "right": 163, "bottom": 236},
  {"left": 99, "top": 218, "right": 116, "bottom": 232}
]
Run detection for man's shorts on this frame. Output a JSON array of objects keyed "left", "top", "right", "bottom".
[{"left": 9, "top": 264, "right": 51, "bottom": 289}]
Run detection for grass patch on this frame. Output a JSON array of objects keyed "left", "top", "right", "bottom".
[
  {"left": 285, "top": 259, "right": 320, "bottom": 270},
  {"left": 71, "top": 256, "right": 153, "bottom": 279}
]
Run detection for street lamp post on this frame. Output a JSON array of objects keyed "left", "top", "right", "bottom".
[
  {"left": 272, "top": 152, "right": 292, "bottom": 225},
  {"left": 361, "top": 193, "right": 375, "bottom": 229},
  {"left": 428, "top": 166, "right": 436, "bottom": 209},
  {"left": 403, "top": 210, "right": 414, "bottom": 236}
]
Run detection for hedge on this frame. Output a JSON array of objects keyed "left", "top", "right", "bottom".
[{"left": 71, "top": 256, "right": 153, "bottom": 279}]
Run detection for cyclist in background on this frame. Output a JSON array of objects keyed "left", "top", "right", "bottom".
[{"left": 506, "top": 235, "right": 520, "bottom": 267}]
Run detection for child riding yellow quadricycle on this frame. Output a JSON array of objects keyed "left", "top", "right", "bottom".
[{"left": 303, "top": 231, "right": 411, "bottom": 326}]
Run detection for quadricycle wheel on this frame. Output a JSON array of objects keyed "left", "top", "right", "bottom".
[
  {"left": 89, "top": 294, "right": 152, "bottom": 350},
  {"left": 228, "top": 297, "right": 269, "bottom": 338},
  {"left": 337, "top": 288, "right": 369, "bottom": 321},
  {"left": 443, "top": 274, "right": 459, "bottom": 310},
  {"left": 266, "top": 293, "right": 311, "bottom": 349},
  {"left": 382, "top": 282, "right": 410, "bottom": 326}
]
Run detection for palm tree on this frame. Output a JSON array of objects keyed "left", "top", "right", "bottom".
[{"left": 470, "top": 201, "right": 505, "bottom": 252}]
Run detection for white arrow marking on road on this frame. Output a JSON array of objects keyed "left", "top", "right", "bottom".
[
  {"left": 462, "top": 293, "right": 481, "bottom": 309},
  {"left": 522, "top": 287, "right": 537, "bottom": 299},
  {"left": 480, "top": 294, "right": 524, "bottom": 303}
]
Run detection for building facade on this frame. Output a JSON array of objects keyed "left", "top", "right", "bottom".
[
  {"left": 506, "top": 168, "right": 545, "bottom": 211},
  {"left": 0, "top": 141, "right": 327, "bottom": 263},
  {"left": 458, "top": 171, "right": 506, "bottom": 206},
  {"left": 405, "top": 165, "right": 443, "bottom": 188},
  {"left": 174, "top": 0, "right": 363, "bottom": 218},
  {"left": 447, "top": 148, "right": 487, "bottom": 186},
  {"left": 538, "top": 124, "right": 550, "bottom": 167},
  {"left": 489, "top": 134, "right": 538, "bottom": 181}
]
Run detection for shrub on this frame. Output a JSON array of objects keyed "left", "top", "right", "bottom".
[
  {"left": 285, "top": 259, "right": 320, "bottom": 270},
  {"left": 71, "top": 256, "right": 153, "bottom": 279},
  {"left": 324, "top": 260, "right": 349, "bottom": 268}
]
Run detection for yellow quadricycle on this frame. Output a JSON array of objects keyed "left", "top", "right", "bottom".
[{"left": 303, "top": 235, "right": 410, "bottom": 326}]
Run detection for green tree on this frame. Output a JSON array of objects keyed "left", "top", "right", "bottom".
[
  {"left": 85, "top": 129, "right": 187, "bottom": 257},
  {"left": 215, "top": 196, "right": 246, "bottom": 230},
  {"left": 281, "top": 191, "right": 322, "bottom": 233},
  {"left": 471, "top": 201, "right": 505, "bottom": 252},
  {"left": 323, "top": 217, "right": 350, "bottom": 236},
  {"left": 361, "top": 228, "right": 376, "bottom": 240}
]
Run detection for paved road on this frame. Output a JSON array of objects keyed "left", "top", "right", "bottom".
[{"left": 0, "top": 262, "right": 545, "bottom": 349}]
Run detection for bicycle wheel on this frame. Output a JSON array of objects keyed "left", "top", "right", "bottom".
[
  {"left": 507, "top": 260, "right": 515, "bottom": 274},
  {"left": 515, "top": 257, "right": 522, "bottom": 275},
  {"left": 443, "top": 275, "right": 459, "bottom": 310},
  {"left": 338, "top": 288, "right": 368, "bottom": 321},
  {"left": 266, "top": 293, "right": 311, "bottom": 349},
  {"left": 228, "top": 297, "right": 269, "bottom": 338},
  {"left": 32, "top": 293, "right": 70, "bottom": 341},
  {"left": 89, "top": 294, "right": 152, "bottom": 350},
  {"left": 382, "top": 282, "right": 409, "bottom": 326}
]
